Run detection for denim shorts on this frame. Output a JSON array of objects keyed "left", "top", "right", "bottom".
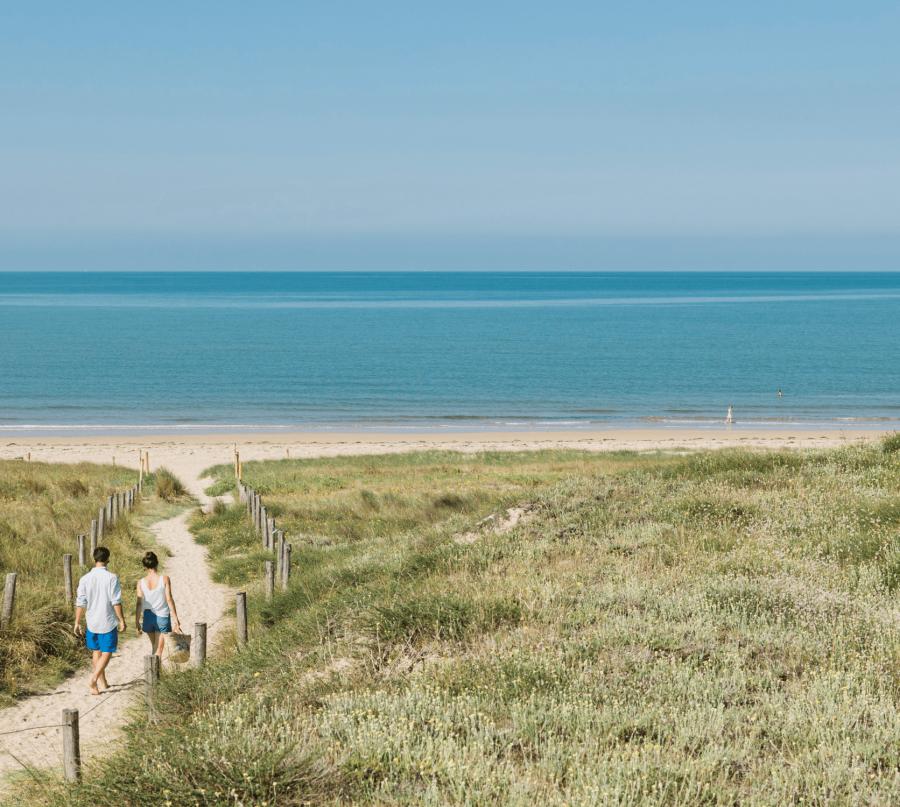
[
  {"left": 142, "top": 611, "right": 172, "bottom": 633},
  {"left": 85, "top": 628, "right": 118, "bottom": 653}
]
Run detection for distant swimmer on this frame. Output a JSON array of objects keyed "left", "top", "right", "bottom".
[
  {"left": 777, "top": 388, "right": 783, "bottom": 398},
  {"left": 725, "top": 405, "right": 734, "bottom": 425}
]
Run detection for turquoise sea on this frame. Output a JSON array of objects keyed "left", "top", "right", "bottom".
[{"left": 0, "top": 272, "right": 898, "bottom": 435}]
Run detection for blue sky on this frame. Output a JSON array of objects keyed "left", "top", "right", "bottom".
[{"left": 2, "top": 2, "right": 899, "bottom": 271}]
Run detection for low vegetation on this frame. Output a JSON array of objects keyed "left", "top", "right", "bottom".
[
  {"left": 0, "top": 462, "right": 170, "bottom": 704},
  {"left": 17, "top": 444, "right": 900, "bottom": 805},
  {"left": 153, "top": 467, "right": 187, "bottom": 502}
]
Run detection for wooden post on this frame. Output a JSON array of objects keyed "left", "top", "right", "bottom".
[
  {"left": 266, "top": 517, "right": 275, "bottom": 551},
  {"left": 274, "top": 529, "right": 284, "bottom": 580},
  {"left": 63, "top": 554, "right": 74, "bottom": 605},
  {"left": 192, "top": 622, "right": 207, "bottom": 668},
  {"left": 77, "top": 534, "right": 86, "bottom": 567},
  {"left": 107, "top": 495, "right": 114, "bottom": 526},
  {"left": 237, "top": 458, "right": 242, "bottom": 481},
  {"left": 62, "top": 708, "right": 81, "bottom": 783},
  {"left": 26, "top": 452, "right": 31, "bottom": 462},
  {"left": 145, "top": 452, "right": 151, "bottom": 474},
  {"left": 138, "top": 451, "right": 144, "bottom": 488},
  {"left": 264, "top": 560, "right": 275, "bottom": 602},
  {"left": 96, "top": 508, "right": 104, "bottom": 543},
  {"left": 246, "top": 488, "right": 253, "bottom": 516},
  {"left": 235, "top": 592, "right": 248, "bottom": 646},
  {"left": 144, "top": 655, "right": 161, "bottom": 722},
  {"left": 281, "top": 543, "right": 292, "bottom": 591},
  {"left": 1, "top": 573, "right": 16, "bottom": 630},
  {"left": 260, "top": 507, "right": 268, "bottom": 546}
]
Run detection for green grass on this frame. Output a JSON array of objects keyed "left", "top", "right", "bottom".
[
  {"left": 19, "top": 445, "right": 900, "bottom": 806},
  {"left": 0, "top": 463, "right": 175, "bottom": 704}
]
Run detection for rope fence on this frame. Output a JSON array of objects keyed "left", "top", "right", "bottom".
[
  {"left": 0, "top": 451, "right": 155, "bottom": 783},
  {"left": 1, "top": 450, "right": 150, "bottom": 633},
  {"left": 0, "top": 450, "right": 275, "bottom": 787}
]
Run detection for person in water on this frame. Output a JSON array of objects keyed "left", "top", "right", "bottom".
[{"left": 135, "top": 551, "right": 183, "bottom": 655}]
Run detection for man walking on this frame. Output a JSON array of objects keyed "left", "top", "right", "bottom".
[{"left": 73, "top": 546, "right": 126, "bottom": 695}]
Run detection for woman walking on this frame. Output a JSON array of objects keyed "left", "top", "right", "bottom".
[{"left": 135, "top": 551, "right": 183, "bottom": 656}]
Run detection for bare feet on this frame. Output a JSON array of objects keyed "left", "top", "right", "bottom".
[
  {"left": 97, "top": 673, "right": 109, "bottom": 691},
  {"left": 89, "top": 678, "right": 101, "bottom": 696}
]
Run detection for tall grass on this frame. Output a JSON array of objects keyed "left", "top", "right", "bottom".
[
  {"left": 18, "top": 444, "right": 900, "bottom": 805},
  {"left": 0, "top": 462, "right": 167, "bottom": 704}
]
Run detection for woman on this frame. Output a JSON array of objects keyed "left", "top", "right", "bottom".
[{"left": 135, "top": 551, "right": 183, "bottom": 656}]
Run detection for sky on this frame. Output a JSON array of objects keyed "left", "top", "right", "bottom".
[{"left": 2, "top": 2, "right": 899, "bottom": 271}]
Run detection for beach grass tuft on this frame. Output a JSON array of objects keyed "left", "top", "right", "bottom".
[{"left": 152, "top": 468, "right": 187, "bottom": 501}]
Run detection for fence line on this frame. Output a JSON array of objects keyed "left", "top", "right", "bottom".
[
  {"left": 0, "top": 460, "right": 270, "bottom": 788},
  {"left": 0, "top": 479, "right": 144, "bottom": 633}
]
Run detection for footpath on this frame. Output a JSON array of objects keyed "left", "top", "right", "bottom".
[{"left": 0, "top": 458, "right": 230, "bottom": 788}]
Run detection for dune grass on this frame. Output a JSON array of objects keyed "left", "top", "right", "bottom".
[
  {"left": 0, "top": 462, "right": 174, "bottom": 704},
  {"left": 18, "top": 445, "right": 900, "bottom": 806}
]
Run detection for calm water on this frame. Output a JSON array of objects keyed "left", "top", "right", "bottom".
[{"left": 1, "top": 272, "right": 898, "bottom": 434}]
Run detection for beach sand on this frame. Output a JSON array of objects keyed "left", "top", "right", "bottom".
[{"left": 0, "top": 428, "right": 888, "bottom": 472}]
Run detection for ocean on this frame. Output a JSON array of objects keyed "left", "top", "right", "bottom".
[{"left": 0, "top": 271, "right": 898, "bottom": 435}]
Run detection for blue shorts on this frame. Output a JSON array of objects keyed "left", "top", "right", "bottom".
[
  {"left": 85, "top": 629, "right": 118, "bottom": 653},
  {"left": 142, "top": 611, "right": 172, "bottom": 634}
]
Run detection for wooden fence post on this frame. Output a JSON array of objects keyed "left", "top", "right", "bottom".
[
  {"left": 1, "top": 573, "right": 16, "bottom": 630},
  {"left": 192, "top": 622, "right": 207, "bottom": 668},
  {"left": 96, "top": 508, "right": 104, "bottom": 544},
  {"left": 281, "top": 543, "right": 292, "bottom": 591},
  {"left": 266, "top": 517, "right": 275, "bottom": 551},
  {"left": 260, "top": 507, "right": 268, "bottom": 546},
  {"left": 62, "top": 708, "right": 81, "bottom": 783},
  {"left": 264, "top": 560, "right": 275, "bottom": 602},
  {"left": 236, "top": 592, "right": 248, "bottom": 646},
  {"left": 77, "top": 534, "right": 86, "bottom": 567},
  {"left": 144, "top": 655, "right": 161, "bottom": 722},
  {"left": 274, "top": 530, "right": 284, "bottom": 580},
  {"left": 63, "top": 554, "right": 74, "bottom": 606}
]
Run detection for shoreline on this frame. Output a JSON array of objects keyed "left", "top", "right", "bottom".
[{"left": 0, "top": 429, "right": 889, "bottom": 469}]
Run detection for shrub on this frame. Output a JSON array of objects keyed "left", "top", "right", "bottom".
[
  {"left": 154, "top": 468, "right": 186, "bottom": 501},
  {"left": 882, "top": 432, "right": 900, "bottom": 454}
]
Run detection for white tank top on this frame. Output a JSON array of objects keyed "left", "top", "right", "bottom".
[{"left": 140, "top": 576, "right": 170, "bottom": 617}]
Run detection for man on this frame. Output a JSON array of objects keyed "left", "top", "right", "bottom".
[{"left": 73, "top": 546, "right": 127, "bottom": 695}]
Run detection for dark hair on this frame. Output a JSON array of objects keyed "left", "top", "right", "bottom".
[
  {"left": 142, "top": 551, "right": 159, "bottom": 570},
  {"left": 93, "top": 546, "right": 110, "bottom": 564}
]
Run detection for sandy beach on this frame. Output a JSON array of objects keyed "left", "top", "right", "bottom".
[{"left": 0, "top": 428, "right": 889, "bottom": 472}]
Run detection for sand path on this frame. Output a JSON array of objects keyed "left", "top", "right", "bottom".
[{"left": 0, "top": 453, "right": 231, "bottom": 788}]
